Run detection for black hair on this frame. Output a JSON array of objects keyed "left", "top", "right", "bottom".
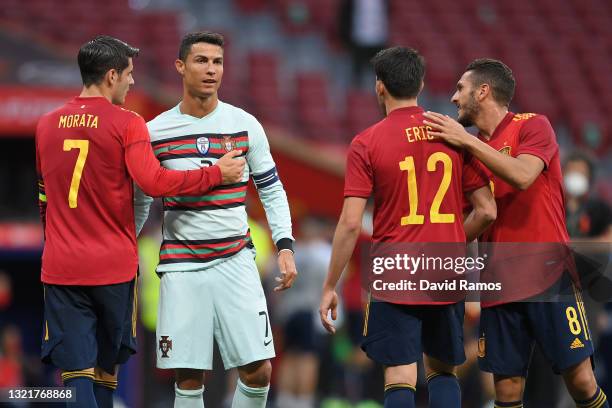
[
  {"left": 370, "top": 46, "right": 425, "bottom": 99},
  {"left": 564, "top": 150, "right": 596, "bottom": 183},
  {"left": 465, "top": 58, "right": 515, "bottom": 107},
  {"left": 77, "top": 35, "right": 139, "bottom": 87},
  {"left": 179, "top": 31, "right": 224, "bottom": 61}
]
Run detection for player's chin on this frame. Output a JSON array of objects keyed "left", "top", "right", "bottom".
[
  {"left": 196, "top": 87, "right": 216, "bottom": 98},
  {"left": 457, "top": 115, "right": 473, "bottom": 127}
]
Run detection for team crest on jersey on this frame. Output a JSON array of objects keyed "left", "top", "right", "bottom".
[
  {"left": 196, "top": 136, "right": 210, "bottom": 155},
  {"left": 159, "top": 336, "right": 172, "bottom": 358},
  {"left": 222, "top": 135, "right": 237, "bottom": 152},
  {"left": 478, "top": 336, "right": 486, "bottom": 357},
  {"left": 498, "top": 145, "right": 512, "bottom": 156}
]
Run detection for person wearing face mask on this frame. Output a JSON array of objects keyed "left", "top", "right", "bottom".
[
  {"left": 564, "top": 151, "right": 612, "bottom": 241},
  {"left": 564, "top": 150, "right": 612, "bottom": 404}
]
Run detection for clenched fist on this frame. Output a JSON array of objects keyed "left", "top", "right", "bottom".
[{"left": 216, "top": 150, "right": 246, "bottom": 184}]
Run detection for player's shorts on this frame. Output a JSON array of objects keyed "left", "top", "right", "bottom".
[
  {"left": 478, "top": 283, "right": 594, "bottom": 376},
  {"left": 41, "top": 278, "right": 137, "bottom": 375},
  {"left": 156, "top": 248, "right": 275, "bottom": 370},
  {"left": 361, "top": 299, "right": 466, "bottom": 366},
  {"left": 283, "top": 311, "right": 322, "bottom": 353}
]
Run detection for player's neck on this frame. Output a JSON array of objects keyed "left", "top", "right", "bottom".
[
  {"left": 385, "top": 98, "right": 418, "bottom": 115},
  {"left": 476, "top": 106, "right": 508, "bottom": 140},
  {"left": 79, "top": 86, "right": 112, "bottom": 103},
  {"left": 180, "top": 93, "right": 218, "bottom": 118}
]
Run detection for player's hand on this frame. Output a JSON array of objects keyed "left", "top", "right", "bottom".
[
  {"left": 274, "top": 250, "right": 297, "bottom": 292},
  {"left": 216, "top": 150, "right": 246, "bottom": 184},
  {"left": 423, "top": 111, "right": 471, "bottom": 148},
  {"left": 319, "top": 287, "right": 339, "bottom": 334}
]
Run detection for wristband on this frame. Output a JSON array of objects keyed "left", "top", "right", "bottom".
[{"left": 276, "top": 238, "right": 294, "bottom": 254}]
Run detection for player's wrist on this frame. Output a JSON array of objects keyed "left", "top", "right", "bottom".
[
  {"left": 207, "top": 165, "right": 223, "bottom": 186},
  {"left": 463, "top": 133, "right": 478, "bottom": 151},
  {"left": 322, "top": 281, "right": 336, "bottom": 292},
  {"left": 276, "top": 238, "right": 294, "bottom": 254}
]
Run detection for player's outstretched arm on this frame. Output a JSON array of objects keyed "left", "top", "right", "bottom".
[
  {"left": 423, "top": 112, "right": 545, "bottom": 190},
  {"left": 320, "top": 197, "right": 367, "bottom": 334},
  {"left": 464, "top": 185, "right": 497, "bottom": 242},
  {"left": 124, "top": 116, "right": 245, "bottom": 197}
]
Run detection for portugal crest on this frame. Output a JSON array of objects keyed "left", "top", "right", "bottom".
[
  {"left": 159, "top": 336, "right": 172, "bottom": 358},
  {"left": 478, "top": 336, "right": 486, "bottom": 358},
  {"left": 222, "top": 135, "right": 237, "bottom": 152},
  {"left": 196, "top": 136, "right": 210, "bottom": 155}
]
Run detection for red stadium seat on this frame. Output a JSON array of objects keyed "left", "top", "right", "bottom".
[{"left": 344, "top": 88, "right": 382, "bottom": 141}]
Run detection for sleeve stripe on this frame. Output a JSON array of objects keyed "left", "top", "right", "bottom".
[
  {"left": 252, "top": 167, "right": 277, "bottom": 181},
  {"left": 252, "top": 167, "right": 280, "bottom": 189},
  {"left": 256, "top": 177, "right": 279, "bottom": 190}
]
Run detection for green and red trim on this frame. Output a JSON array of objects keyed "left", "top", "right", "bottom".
[{"left": 159, "top": 231, "right": 252, "bottom": 264}]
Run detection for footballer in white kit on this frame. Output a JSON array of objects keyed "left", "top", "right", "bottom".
[{"left": 134, "top": 31, "right": 296, "bottom": 408}]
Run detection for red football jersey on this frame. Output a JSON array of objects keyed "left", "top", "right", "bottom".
[
  {"left": 477, "top": 112, "right": 571, "bottom": 307},
  {"left": 345, "top": 106, "right": 489, "bottom": 244},
  {"left": 479, "top": 113, "right": 568, "bottom": 243},
  {"left": 36, "top": 96, "right": 222, "bottom": 286}
]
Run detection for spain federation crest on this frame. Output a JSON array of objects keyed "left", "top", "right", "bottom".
[
  {"left": 222, "top": 135, "right": 237, "bottom": 152},
  {"left": 196, "top": 136, "right": 210, "bottom": 155},
  {"left": 498, "top": 145, "right": 511, "bottom": 156}
]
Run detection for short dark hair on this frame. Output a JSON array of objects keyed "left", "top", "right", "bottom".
[
  {"left": 564, "top": 150, "right": 596, "bottom": 182},
  {"left": 77, "top": 35, "right": 139, "bottom": 87},
  {"left": 179, "top": 31, "right": 224, "bottom": 61},
  {"left": 371, "top": 47, "right": 425, "bottom": 99},
  {"left": 465, "top": 58, "right": 515, "bottom": 107}
]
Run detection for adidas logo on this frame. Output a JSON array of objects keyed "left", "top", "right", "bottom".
[{"left": 570, "top": 338, "right": 585, "bottom": 349}]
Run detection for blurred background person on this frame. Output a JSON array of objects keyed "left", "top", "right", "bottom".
[
  {"left": 272, "top": 216, "right": 333, "bottom": 408},
  {"left": 564, "top": 150, "right": 612, "bottom": 406},
  {"left": 564, "top": 151, "right": 611, "bottom": 242},
  {"left": 339, "top": 0, "right": 389, "bottom": 88}
]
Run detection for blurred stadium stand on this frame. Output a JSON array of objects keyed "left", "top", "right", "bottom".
[{"left": 0, "top": 0, "right": 611, "bottom": 153}]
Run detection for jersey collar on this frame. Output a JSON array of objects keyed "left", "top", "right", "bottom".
[
  {"left": 174, "top": 100, "right": 222, "bottom": 121},
  {"left": 71, "top": 96, "right": 109, "bottom": 105},
  {"left": 479, "top": 112, "right": 514, "bottom": 141},
  {"left": 388, "top": 106, "right": 424, "bottom": 117}
]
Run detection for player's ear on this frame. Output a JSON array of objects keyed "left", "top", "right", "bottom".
[
  {"left": 175, "top": 59, "right": 185, "bottom": 76},
  {"left": 104, "top": 69, "right": 117, "bottom": 87},
  {"left": 478, "top": 83, "right": 490, "bottom": 102},
  {"left": 375, "top": 79, "right": 385, "bottom": 97}
]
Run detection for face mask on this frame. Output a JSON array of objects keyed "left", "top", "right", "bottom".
[{"left": 564, "top": 172, "right": 589, "bottom": 197}]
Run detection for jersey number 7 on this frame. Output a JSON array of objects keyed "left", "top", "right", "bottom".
[
  {"left": 63, "top": 139, "right": 89, "bottom": 208},
  {"left": 399, "top": 151, "right": 455, "bottom": 225}
]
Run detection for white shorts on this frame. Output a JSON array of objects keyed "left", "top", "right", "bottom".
[{"left": 156, "top": 248, "right": 275, "bottom": 370}]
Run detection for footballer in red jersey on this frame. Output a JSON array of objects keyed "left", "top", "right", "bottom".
[
  {"left": 36, "top": 36, "right": 245, "bottom": 407},
  {"left": 424, "top": 59, "right": 608, "bottom": 408},
  {"left": 319, "top": 47, "right": 496, "bottom": 408}
]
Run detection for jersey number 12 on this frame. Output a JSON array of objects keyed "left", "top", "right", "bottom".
[{"left": 399, "top": 151, "right": 455, "bottom": 225}]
